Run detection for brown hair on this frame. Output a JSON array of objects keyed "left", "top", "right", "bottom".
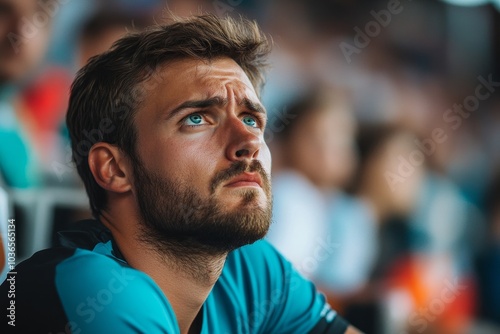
[{"left": 66, "top": 14, "right": 271, "bottom": 218}]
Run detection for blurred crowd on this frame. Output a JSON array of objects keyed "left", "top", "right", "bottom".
[{"left": 0, "top": 0, "right": 499, "bottom": 333}]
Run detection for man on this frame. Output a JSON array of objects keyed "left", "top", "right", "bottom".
[{"left": 1, "top": 14, "right": 360, "bottom": 333}]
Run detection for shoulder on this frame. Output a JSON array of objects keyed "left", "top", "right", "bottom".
[
  {"left": 1, "top": 246, "right": 179, "bottom": 333},
  {"left": 54, "top": 247, "right": 179, "bottom": 333},
  {"left": 220, "top": 240, "right": 330, "bottom": 333}
]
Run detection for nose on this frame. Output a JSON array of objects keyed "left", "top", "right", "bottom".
[{"left": 224, "top": 116, "right": 262, "bottom": 162}]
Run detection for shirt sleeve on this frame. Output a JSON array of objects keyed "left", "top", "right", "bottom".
[
  {"left": 54, "top": 249, "right": 179, "bottom": 334},
  {"left": 236, "top": 240, "right": 348, "bottom": 334}
]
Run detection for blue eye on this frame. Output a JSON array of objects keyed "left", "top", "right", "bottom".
[
  {"left": 185, "top": 114, "right": 204, "bottom": 126},
  {"left": 242, "top": 116, "right": 258, "bottom": 127}
]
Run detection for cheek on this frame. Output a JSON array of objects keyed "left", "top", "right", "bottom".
[{"left": 168, "top": 139, "right": 219, "bottom": 192}]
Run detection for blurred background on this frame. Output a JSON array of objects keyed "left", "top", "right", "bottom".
[{"left": 0, "top": 0, "right": 499, "bottom": 333}]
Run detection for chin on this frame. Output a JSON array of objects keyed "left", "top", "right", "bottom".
[{"left": 223, "top": 188, "right": 269, "bottom": 208}]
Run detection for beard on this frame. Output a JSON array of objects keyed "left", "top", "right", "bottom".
[{"left": 133, "top": 159, "right": 272, "bottom": 260}]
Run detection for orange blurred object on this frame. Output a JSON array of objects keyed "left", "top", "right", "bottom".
[{"left": 385, "top": 255, "right": 476, "bottom": 334}]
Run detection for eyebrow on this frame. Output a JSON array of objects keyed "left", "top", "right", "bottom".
[{"left": 166, "top": 96, "right": 267, "bottom": 120}]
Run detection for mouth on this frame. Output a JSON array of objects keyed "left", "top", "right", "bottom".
[{"left": 224, "top": 172, "right": 263, "bottom": 188}]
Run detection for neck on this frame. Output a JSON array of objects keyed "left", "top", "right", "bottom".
[{"left": 101, "top": 214, "right": 227, "bottom": 334}]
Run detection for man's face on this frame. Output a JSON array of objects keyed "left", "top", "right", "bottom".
[
  {"left": 130, "top": 57, "right": 272, "bottom": 254},
  {"left": 0, "top": 0, "right": 52, "bottom": 84}
]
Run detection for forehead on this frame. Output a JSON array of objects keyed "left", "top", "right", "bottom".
[{"left": 151, "top": 57, "right": 259, "bottom": 105}]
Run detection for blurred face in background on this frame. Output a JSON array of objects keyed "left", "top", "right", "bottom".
[
  {"left": 363, "top": 132, "right": 425, "bottom": 217},
  {"left": 287, "top": 103, "right": 357, "bottom": 190},
  {"left": 0, "top": 0, "right": 52, "bottom": 84}
]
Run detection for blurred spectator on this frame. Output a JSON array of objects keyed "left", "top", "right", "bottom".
[
  {"left": 0, "top": 0, "right": 55, "bottom": 187},
  {"left": 0, "top": 0, "right": 53, "bottom": 85},
  {"left": 352, "top": 125, "right": 425, "bottom": 229},
  {"left": 266, "top": 88, "right": 378, "bottom": 306},
  {"left": 352, "top": 124, "right": 477, "bottom": 333},
  {"left": 348, "top": 124, "right": 426, "bottom": 332}
]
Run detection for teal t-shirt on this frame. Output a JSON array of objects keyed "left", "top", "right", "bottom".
[{"left": 1, "top": 221, "right": 346, "bottom": 333}]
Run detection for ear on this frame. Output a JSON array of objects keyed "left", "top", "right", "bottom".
[{"left": 88, "top": 143, "right": 132, "bottom": 194}]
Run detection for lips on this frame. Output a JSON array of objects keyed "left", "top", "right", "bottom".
[{"left": 224, "top": 172, "right": 263, "bottom": 188}]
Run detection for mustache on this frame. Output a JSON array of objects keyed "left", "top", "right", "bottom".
[{"left": 210, "top": 160, "right": 270, "bottom": 194}]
